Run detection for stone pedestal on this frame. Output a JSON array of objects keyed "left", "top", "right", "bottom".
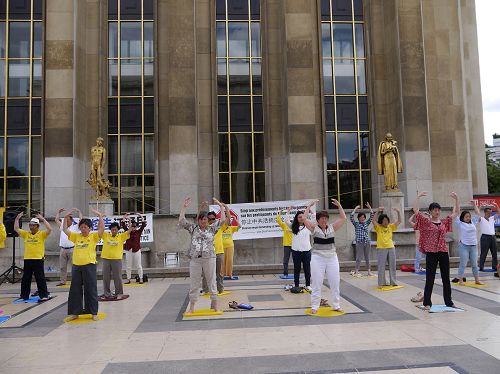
[
  {"left": 380, "top": 191, "right": 405, "bottom": 228},
  {"left": 89, "top": 200, "right": 114, "bottom": 217}
]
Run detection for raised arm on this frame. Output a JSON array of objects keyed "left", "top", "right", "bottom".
[
  {"left": 284, "top": 206, "right": 293, "bottom": 227},
  {"left": 373, "top": 207, "right": 383, "bottom": 227},
  {"left": 91, "top": 209, "right": 105, "bottom": 238},
  {"left": 392, "top": 208, "right": 401, "bottom": 227},
  {"left": 223, "top": 203, "right": 231, "bottom": 226},
  {"left": 303, "top": 200, "right": 318, "bottom": 219},
  {"left": 14, "top": 212, "right": 23, "bottom": 235},
  {"left": 450, "top": 192, "right": 459, "bottom": 219},
  {"left": 413, "top": 191, "right": 427, "bottom": 214},
  {"left": 332, "top": 199, "right": 347, "bottom": 231},
  {"left": 36, "top": 213, "right": 52, "bottom": 236},
  {"left": 122, "top": 213, "right": 132, "bottom": 233},
  {"left": 62, "top": 210, "right": 75, "bottom": 237},
  {"left": 213, "top": 198, "right": 226, "bottom": 224},
  {"left": 55, "top": 208, "right": 65, "bottom": 225},
  {"left": 74, "top": 208, "right": 83, "bottom": 220},
  {"left": 470, "top": 200, "right": 481, "bottom": 217},
  {"left": 408, "top": 214, "right": 416, "bottom": 229},
  {"left": 350, "top": 205, "right": 360, "bottom": 225},
  {"left": 303, "top": 200, "right": 319, "bottom": 232},
  {"left": 179, "top": 197, "right": 191, "bottom": 223},
  {"left": 493, "top": 202, "right": 500, "bottom": 218}
]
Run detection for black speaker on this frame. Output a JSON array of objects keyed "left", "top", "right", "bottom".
[{"left": 3, "top": 207, "right": 25, "bottom": 238}]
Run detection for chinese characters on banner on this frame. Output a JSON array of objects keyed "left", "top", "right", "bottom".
[{"left": 87, "top": 213, "right": 154, "bottom": 243}]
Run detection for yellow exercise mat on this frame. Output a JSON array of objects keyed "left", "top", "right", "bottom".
[
  {"left": 57, "top": 283, "right": 71, "bottom": 288},
  {"left": 376, "top": 285, "right": 404, "bottom": 291},
  {"left": 304, "top": 307, "right": 345, "bottom": 317},
  {"left": 201, "top": 291, "right": 232, "bottom": 298},
  {"left": 64, "top": 312, "right": 107, "bottom": 324},
  {"left": 183, "top": 309, "right": 223, "bottom": 317},
  {"left": 123, "top": 283, "right": 145, "bottom": 287},
  {"left": 456, "top": 281, "right": 488, "bottom": 288}
]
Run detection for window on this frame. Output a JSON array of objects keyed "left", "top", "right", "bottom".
[
  {"left": 0, "top": 1, "right": 43, "bottom": 211},
  {"left": 108, "top": 0, "right": 155, "bottom": 213},
  {"left": 321, "top": 0, "right": 369, "bottom": 209},
  {"left": 217, "top": 0, "right": 264, "bottom": 203}
]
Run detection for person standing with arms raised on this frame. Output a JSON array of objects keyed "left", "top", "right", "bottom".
[
  {"left": 15, "top": 212, "right": 52, "bottom": 302},
  {"left": 122, "top": 214, "right": 146, "bottom": 284},
  {"left": 478, "top": 202, "right": 499, "bottom": 272},
  {"left": 54, "top": 208, "right": 82, "bottom": 286}
]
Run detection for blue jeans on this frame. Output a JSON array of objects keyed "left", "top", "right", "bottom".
[
  {"left": 414, "top": 246, "right": 425, "bottom": 270},
  {"left": 458, "top": 242, "right": 479, "bottom": 277}
]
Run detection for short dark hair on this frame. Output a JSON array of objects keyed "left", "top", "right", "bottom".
[
  {"left": 207, "top": 211, "right": 216, "bottom": 219},
  {"left": 459, "top": 210, "right": 471, "bottom": 223},
  {"left": 428, "top": 202, "right": 441, "bottom": 211},
  {"left": 316, "top": 210, "right": 329, "bottom": 221},
  {"left": 484, "top": 207, "right": 492, "bottom": 213},
  {"left": 357, "top": 212, "right": 366, "bottom": 220},
  {"left": 197, "top": 211, "right": 208, "bottom": 220},
  {"left": 109, "top": 222, "right": 120, "bottom": 230},
  {"left": 378, "top": 214, "right": 390, "bottom": 225},
  {"left": 78, "top": 218, "right": 92, "bottom": 229}
]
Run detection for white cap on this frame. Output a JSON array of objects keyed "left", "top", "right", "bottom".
[{"left": 29, "top": 218, "right": 40, "bottom": 225}]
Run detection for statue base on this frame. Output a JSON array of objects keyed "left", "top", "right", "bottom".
[
  {"left": 380, "top": 191, "right": 405, "bottom": 228},
  {"left": 89, "top": 199, "right": 115, "bottom": 217}
]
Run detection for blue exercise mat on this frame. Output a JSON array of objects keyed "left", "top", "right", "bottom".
[
  {"left": 0, "top": 315, "right": 11, "bottom": 324},
  {"left": 237, "top": 303, "right": 253, "bottom": 310},
  {"left": 480, "top": 269, "right": 496, "bottom": 272},
  {"left": 417, "top": 304, "right": 464, "bottom": 313},
  {"left": 414, "top": 271, "right": 426, "bottom": 275},
  {"left": 279, "top": 275, "right": 295, "bottom": 279},
  {"left": 13, "top": 296, "right": 40, "bottom": 304},
  {"left": 223, "top": 276, "right": 239, "bottom": 280}
]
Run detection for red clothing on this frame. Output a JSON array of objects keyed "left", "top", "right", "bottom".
[
  {"left": 415, "top": 212, "right": 452, "bottom": 253},
  {"left": 123, "top": 222, "right": 146, "bottom": 252}
]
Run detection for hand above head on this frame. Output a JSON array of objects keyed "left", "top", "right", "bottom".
[
  {"left": 354, "top": 205, "right": 361, "bottom": 210},
  {"left": 16, "top": 212, "right": 24, "bottom": 220},
  {"left": 36, "top": 213, "right": 44, "bottom": 220},
  {"left": 91, "top": 208, "right": 103, "bottom": 217},
  {"left": 417, "top": 191, "right": 427, "bottom": 198},
  {"left": 331, "top": 199, "right": 340, "bottom": 208},
  {"left": 58, "top": 208, "right": 65, "bottom": 214},
  {"left": 391, "top": 207, "right": 400, "bottom": 212},
  {"left": 377, "top": 206, "right": 384, "bottom": 212},
  {"left": 450, "top": 192, "right": 458, "bottom": 200},
  {"left": 213, "top": 197, "right": 223, "bottom": 206},
  {"left": 365, "top": 202, "right": 372, "bottom": 210},
  {"left": 182, "top": 197, "right": 191, "bottom": 208}
]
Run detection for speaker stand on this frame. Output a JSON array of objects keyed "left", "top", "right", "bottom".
[{"left": 0, "top": 237, "right": 23, "bottom": 285}]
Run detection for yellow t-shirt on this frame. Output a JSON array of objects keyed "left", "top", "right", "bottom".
[
  {"left": 222, "top": 225, "right": 239, "bottom": 248},
  {"left": 0, "top": 223, "right": 7, "bottom": 248},
  {"left": 101, "top": 232, "right": 130, "bottom": 260},
  {"left": 214, "top": 224, "right": 227, "bottom": 255},
  {"left": 19, "top": 229, "right": 48, "bottom": 259},
  {"left": 277, "top": 213, "right": 293, "bottom": 247},
  {"left": 374, "top": 224, "right": 397, "bottom": 249},
  {"left": 69, "top": 232, "right": 101, "bottom": 265}
]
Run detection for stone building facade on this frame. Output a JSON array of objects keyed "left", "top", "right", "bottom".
[{"left": 0, "top": 0, "right": 488, "bottom": 269}]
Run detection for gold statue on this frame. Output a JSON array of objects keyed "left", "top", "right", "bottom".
[
  {"left": 377, "top": 133, "right": 403, "bottom": 191},
  {"left": 87, "top": 137, "right": 111, "bottom": 199}
]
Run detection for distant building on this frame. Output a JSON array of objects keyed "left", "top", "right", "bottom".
[{"left": 487, "top": 134, "right": 500, "bottom": 163}]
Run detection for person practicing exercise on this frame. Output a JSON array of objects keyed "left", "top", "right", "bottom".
[
  {"left": 350, "top": 203, "right": 374, "bottom": 276},
  {"left": 452, "top": 201, "right": 484, "bottom": 285},
  {"left": 303, "top": 199, "right": 346, "bottom": 314},
  {"left": 15, "top": 212, "right": 52, "bottom": 302},
  {"left": 412, "top": 191, "right": 459, "bottom": 310},
  {"left": 373, "top": 206, "right": 401, "bottom": 287},
  {"left": 277, "top": 209, "right": 293, "bottom": 277},
  {"left": 478, "top": 202, "right": 499, "bottom": 272},
  {"left": 122, "top": 215, "right": 146, "bottom": 284},
  {"left": 179, "top": 197, "right": 226, "bottom": 313},
  {"left": 55, "top": 208, "right": 82, "bottom": 286},
  {"left": 409, "top": 214, "right": 425, "bottom": 273},
  {"left": 222, "top": 216, "right": 241, "bottom": 279},
  {"left": 100, "top": 215, "right": 132, "bottom": 300},
  {"left": 64, "top": 208, "right": 104, "bottom": 321}
]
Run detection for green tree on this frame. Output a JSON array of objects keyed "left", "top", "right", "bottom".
[{"left": 486, "top": 150, "right": 500, "bottom": 193}]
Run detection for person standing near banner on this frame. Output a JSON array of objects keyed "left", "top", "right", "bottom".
[
  {"left": 64, "top": 208, "right": 104, "bottom": 321},
  {"left": 122, "top": 214, "right": 146, "bottom": 284},
  {"left": 303, "top": 199, "right": 346, "bottom": 313},
  {"left": 179, "top": 196, "right": 226, "bottom": 313},
  {"left": 277, "top": 209, "right": 293, "bottom": 277},
  {"left": 15, "top": 212, "right": 52, "bottom": 302},
  {"left": 222, "top": 214, "right": 241, "bottom": 279},
  {"left": 55, "top": 208, "right": 82, "bottom": 286},
  {"left": 478, "top": 202, "right": 499, "bottom": 272}
]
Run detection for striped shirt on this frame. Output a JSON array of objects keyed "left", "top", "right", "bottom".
[
  {"left": 312, "top": 224, "right": 336, "bottom": 257},
  {"left": 350, "top": 212, "right": 374, "bottom": 243}
]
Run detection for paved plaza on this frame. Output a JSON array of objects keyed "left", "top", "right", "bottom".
[{"left": 0, "top": 272, "right": 499, "bottom": 374}]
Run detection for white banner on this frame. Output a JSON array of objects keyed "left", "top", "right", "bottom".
[
  {"left": 86, "top": 213, "right": 154, "bottom": 243},
  {"left": 209, "top": 200, "right": 316, "bottom": 240}
]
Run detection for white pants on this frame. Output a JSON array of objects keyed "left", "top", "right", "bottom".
[
  {"left": 310, "top": 253, "right": 340, "bottom": 310},
  {"left": 125, "top": 250, "right": 143, "bottom": 281}
]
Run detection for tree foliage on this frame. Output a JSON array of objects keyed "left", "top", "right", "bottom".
[{"left": 487, "top": 150, "right": 500, "bottom": 193}]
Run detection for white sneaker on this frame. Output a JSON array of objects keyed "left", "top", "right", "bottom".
[
  {"left": 418, "top": 267, "right": 426, "bottom": 272},
  {"left": 304, "top": 286, "right": 312, "bottom": 292}
]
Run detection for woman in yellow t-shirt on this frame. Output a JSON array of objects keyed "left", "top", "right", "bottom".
[
  {"left": 373, "top": 207, "right": 401, "bottom": 287},
  {"left": 63, "top": 208, "right": 104, "bottom": 321},
  {"left": 222, "top": 217, "right": 241, "bottom": 279}
]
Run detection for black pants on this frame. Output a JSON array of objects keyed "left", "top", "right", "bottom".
[
  {"left": 20, "top": 259, "right": 49, "bottom": 299},
  {"left": 292, "top": 250, "right": 311, "bottom": 287},
  {"left": 424, "top": 252, "right": 453, "bottom": 307},
  {"left": 68, "top": 263, "right": 98, "bottom": 316},
  {"left": 283, "top": 246, "right": 292, "bottom": 275},
  {"left": 479, "top": 234, "right": 498, "bottom": 270}
]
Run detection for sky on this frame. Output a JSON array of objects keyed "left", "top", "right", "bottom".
[{"left": 476, "top": 0, "right": 500, "bottom": 145}]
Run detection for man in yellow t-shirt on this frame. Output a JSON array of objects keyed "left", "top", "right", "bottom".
[
  {"left": 222, "top": 215, "right": 241, "bottom": 279},
  {"left": 373, "top": 207, "right": 401, "bottom": 287},
  {"left": 277, "top": 210, "right": 293, "bottom": 277},
  {"left": 15, "top": 212, "right": 52, "bottom": 302},
  {"left": 100, "top": 219, "right": 131, "bottom": 300}
]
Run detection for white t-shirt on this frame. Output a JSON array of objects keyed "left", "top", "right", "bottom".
[
  {"left": 455, "top": 216, "right": 479, "bottom": 245},
  {"left": 291, "top": 225, "right": 312, "bottom": 252},
  {"left": 479, "top": 216, "right": 495, "bottom": 236},
  {"left": 59, "top": 221, "right": 80, "bottom": 248}
]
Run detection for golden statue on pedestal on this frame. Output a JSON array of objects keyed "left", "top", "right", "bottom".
[
  {"left": 87, "top": 137, "right": 111, "bottom": 199},
  {"left": 377, "top": 133, "right": 403, "bottom": 192}
]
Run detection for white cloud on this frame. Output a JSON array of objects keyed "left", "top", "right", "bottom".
[{"left": 476, "top": 0, "right": 500, "bottom": 145}]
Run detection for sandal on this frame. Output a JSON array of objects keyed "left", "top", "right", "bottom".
[
  {"left": 320, "top": 299, "right": 330, "bottom": 307},
  {"left": 332, "top": 307, "right": 344, "bottom": 313},
  {"left": 229, "top": 301, "right": 238, "bottom": 310},
  {"left": 411, "top": 291, "right": 424, "bottom": 303}
]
